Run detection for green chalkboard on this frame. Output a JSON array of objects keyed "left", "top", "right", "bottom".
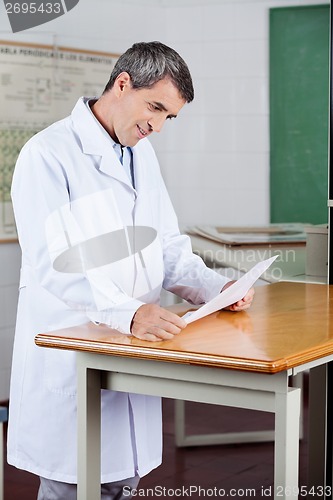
[{"left": 269, "top": 5, "right": 329, "bottom": 224}]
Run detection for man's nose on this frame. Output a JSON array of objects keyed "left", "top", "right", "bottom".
[{"left": 148, "top": 115, "right": 166, "bottom": 133}]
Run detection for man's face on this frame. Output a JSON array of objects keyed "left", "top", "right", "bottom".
[{"left": 107, "top": 74, "right": 186, "bottom": 147}]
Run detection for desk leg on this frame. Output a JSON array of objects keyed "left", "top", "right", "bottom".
[
  {"left": 274, "top": 387, "right": 301, "bottom": 499},
  {"left": 174, "top": 374, "right": 304, "bottom": 447},
  {"left": 174, "top": 399, "right": 275, "bottom": 446},
  {"left": 77, "top": 360, "right": 101, "bottom": 500},
  {"left": 0, "top": 421, "right": 3, "bottom": 500},
  {"left": 308, "top": 364, "right": 328, "bottom": 494},
  {"left": 326, "top": 361, "right": 333, "bottom": 499}
]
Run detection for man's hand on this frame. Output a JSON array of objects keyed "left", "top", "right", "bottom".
[
  {"left": 221, "top": 281, "right": 255, "bottom": 312},
  {"left": 131, "top": 304, "right": 187, "bottom": 342}
]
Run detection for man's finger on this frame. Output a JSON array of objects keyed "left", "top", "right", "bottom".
[{"left": 160, "top": 310, "right": 187, "bottom": 329}]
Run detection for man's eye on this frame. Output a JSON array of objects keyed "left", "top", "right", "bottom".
[{"left": 149, "top": 103, "right": 160, "bottom": 111}]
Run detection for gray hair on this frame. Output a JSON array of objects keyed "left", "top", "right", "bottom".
[{"left": 103, "top": 41, "right": 194, "bottom": 103}]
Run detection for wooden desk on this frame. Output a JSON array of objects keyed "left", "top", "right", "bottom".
[{"left": 35, "top": 282, "right": 333, "bottom": 500}]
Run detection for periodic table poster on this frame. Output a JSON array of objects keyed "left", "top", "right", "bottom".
[{"left": 0, "top": 40, "right": 120, "bottom": 239}]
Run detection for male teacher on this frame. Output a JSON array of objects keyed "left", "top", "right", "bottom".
[{"left": 8, "top": 41, "right": 254, "bottom": 500}]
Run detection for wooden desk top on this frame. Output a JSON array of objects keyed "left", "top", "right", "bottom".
[{"left": 35, "top": 282, "right": 333, "bottom": 374}]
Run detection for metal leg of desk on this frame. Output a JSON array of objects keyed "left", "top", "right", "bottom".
[
  {"left": 76, "top": 354, "right": 301, "bottom": 500},
  {"left": 0, "top": 421, "right": 3, "bottom": 500},
  {"left": 174, "top": 399, "right": 274, "bottom": 446},
  {"left": 308, "top": 364, "right": 327, "bottom": 492},
  {"left": 274, "top": 387, "right": 301, "bottom": 499},
  {"left": 176, "top": 387, "right": 301, "bottom": 500},
  {"left": 77, "top": 363, "right": 101, "bottom": 500},
  {"left": 326, "top": 362, "right": 333, "bottom": 499},
  {"left": 307, "top": 362, "right": 333, "bottom": 500},
  {"left": 174, "top": 374, "right": 304, "bottom": 447},
  {"left": 0, "top": 407, "right": 8, "bottom": 500}
]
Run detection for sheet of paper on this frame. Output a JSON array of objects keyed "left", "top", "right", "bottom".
[{"left": 183, "top": 255, "right": 278, "bottom": 324}]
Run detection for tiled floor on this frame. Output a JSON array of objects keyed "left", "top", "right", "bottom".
[{"left": 3, "top": 390, "right": 309, "bottom": 499}]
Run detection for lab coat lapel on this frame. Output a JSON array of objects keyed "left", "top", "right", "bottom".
[
  {"left": 71, "top": 97, "right": 133, "bottom": 188},
  {"left": 131, "top": 145, "right": 154, "bottom": 224},
  {"left": 131, "top": 145, "right": 144, "bottom": 193},
  {"left": 99, "top": 149, "right": 133, "bottom": 187}
]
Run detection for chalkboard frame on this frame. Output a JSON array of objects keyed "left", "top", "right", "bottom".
[{"left": 269, "top": 4, "right": 330, "bottom": 225}]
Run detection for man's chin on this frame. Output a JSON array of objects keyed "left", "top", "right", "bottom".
[{"left": 128, "top": 138, "right": 141, "bottom": 147}]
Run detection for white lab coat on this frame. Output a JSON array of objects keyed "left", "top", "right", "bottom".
[{"left": 7, "top": 97, "right": 229, "bottom": 483}]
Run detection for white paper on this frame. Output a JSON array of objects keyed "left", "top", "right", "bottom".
[{"left": 183, "top": 255, "right": 278, "bottom": 324}]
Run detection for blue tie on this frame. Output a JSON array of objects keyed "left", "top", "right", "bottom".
[{"left": 120, "top": 146, "right": 135, "bottom": 188}]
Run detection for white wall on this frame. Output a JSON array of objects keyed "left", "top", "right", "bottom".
[
  {"left": 0, "top": 0, "right": 329, "bottom": 398},
  {"left": 0, "top": 0, "right": 167, "bottom": 51},
  {"left": 0, "top": 0, "right": 168, "bottom": 401},
  {"left": 0, "top": 244, "right": 20, "bottom": 401},
  {"left": 1, "top": 0, "right": 327, "bottom": 228},
  {"left": 149, "top": 0, "right": 329, "bottom": 228}
]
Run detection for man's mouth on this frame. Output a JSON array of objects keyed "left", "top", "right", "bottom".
[{"left": 137, "top": 125, "right": 148, "bottom": 138}]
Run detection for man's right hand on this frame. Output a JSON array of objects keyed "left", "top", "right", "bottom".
[{"left": 130, "top": 304, "right": 187, "bottom": 342}]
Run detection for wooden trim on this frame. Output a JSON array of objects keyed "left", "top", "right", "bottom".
[
  {"left": 0, "top": 238, "right": 18, "bottom": 244},
  {"left": 0, "top": 39, "right": 121, "bottom": 59},
  {"left": 35, "top": 334, "right": 285, "bottom": 373}
]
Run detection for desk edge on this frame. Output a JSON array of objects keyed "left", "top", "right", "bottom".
[{"left": 35, "top": 334, "right": 290, "bottom": 374}]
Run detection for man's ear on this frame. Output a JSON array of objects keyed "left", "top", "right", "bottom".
[{"left": 114, "top": 72, "right": 132, "bottom": 96}]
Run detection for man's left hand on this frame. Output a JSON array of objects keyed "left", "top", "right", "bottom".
[{"left": 221, "top": 281, "right": 255, "bottom": 312}]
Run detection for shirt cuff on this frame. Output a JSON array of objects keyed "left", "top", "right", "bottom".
[
  {"left": 86, "top": 298, "right": 145, "bottom": 335},
  {"left": 204, "top": 274, "right": 231, "bottom": 302}
]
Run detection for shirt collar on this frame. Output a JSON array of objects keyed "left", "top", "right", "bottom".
[{"left": 84, "top": 98, "right": 119, "bottom": 156}]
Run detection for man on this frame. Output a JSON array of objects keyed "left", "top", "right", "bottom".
[{"left": 8, "top": 42, "right": 254, "bottom": 499}]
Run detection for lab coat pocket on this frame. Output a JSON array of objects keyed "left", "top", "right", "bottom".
[{"left": 44, "top": 348, "right": 77, "bottom": 397}]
